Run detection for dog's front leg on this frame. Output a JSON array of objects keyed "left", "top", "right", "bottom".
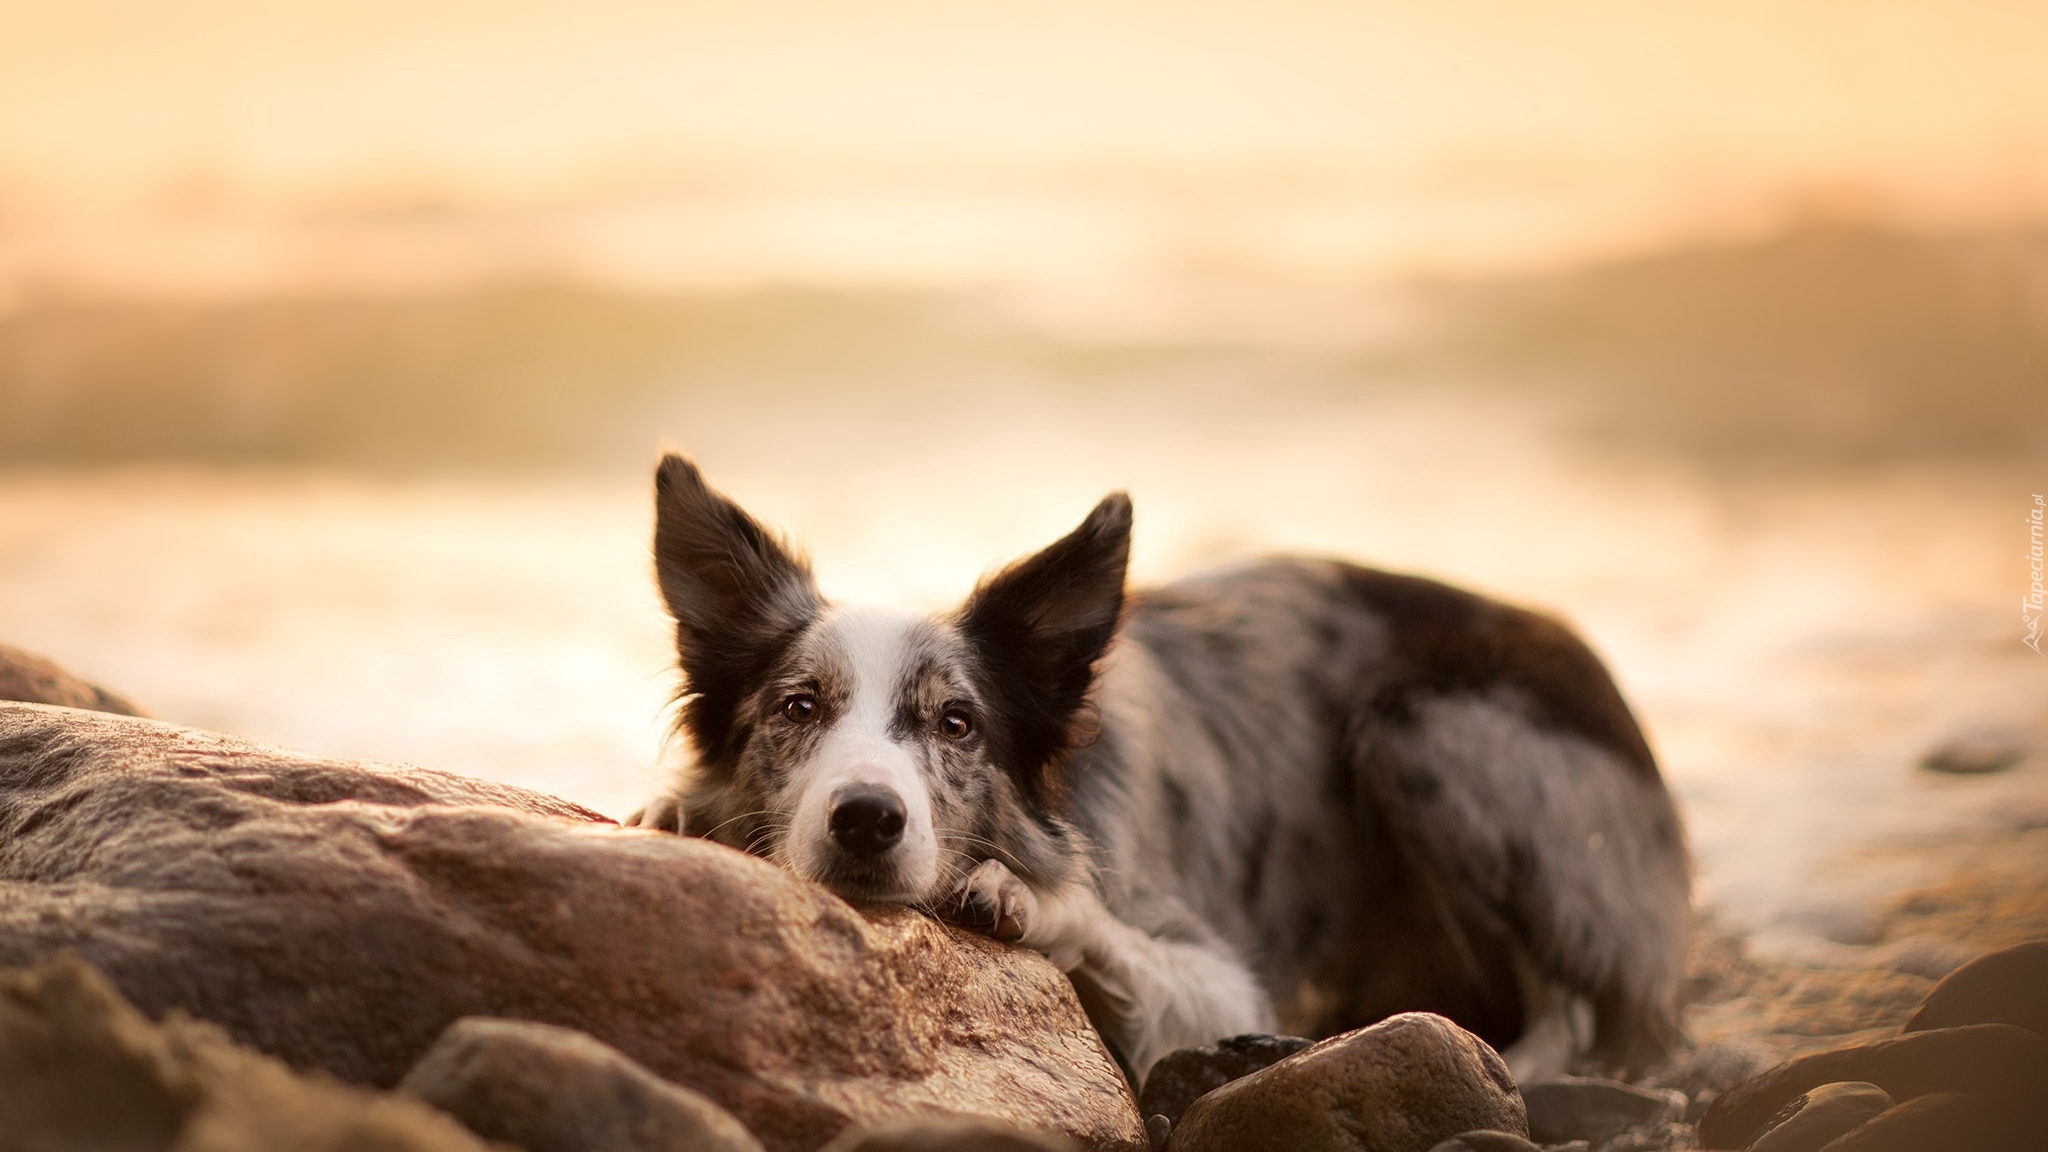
[{"left": 949, "top": 859, "right": 1274, "bottom": 1082}]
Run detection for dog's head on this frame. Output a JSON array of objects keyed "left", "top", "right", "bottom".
[{"left": 651, "top": 454, "right": 1129, "bottom": 904}]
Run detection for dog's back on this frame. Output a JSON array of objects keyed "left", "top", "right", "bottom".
[{"left": 1075, "top": 557, "right": 1690, "bottom": 1076}]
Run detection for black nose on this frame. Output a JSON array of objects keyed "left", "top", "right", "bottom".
[{"left": 828, "top": 786, "right": 906, "bottom": 858}]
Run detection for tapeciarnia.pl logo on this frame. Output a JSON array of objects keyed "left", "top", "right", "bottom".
[{"left": 2027, "top": 494, "right": 2045, "bottom": 655}]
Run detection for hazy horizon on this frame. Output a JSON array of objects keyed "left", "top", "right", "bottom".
[{"left": 3, "top": 0, "right": 2045, "bottom": 298}]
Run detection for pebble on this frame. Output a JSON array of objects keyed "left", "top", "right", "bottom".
[
  {"left": 1918, "top": 730, "right": 2029, "bottom": 775},
  {"left": 1136, "top": 1032, "right": 1312, "bottom": 1128}
]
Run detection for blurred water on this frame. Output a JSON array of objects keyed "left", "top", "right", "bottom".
[{"left": 1, "top": 386, "right": 2040, "bottom": 946}]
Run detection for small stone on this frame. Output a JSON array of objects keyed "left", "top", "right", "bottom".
[
  {"left": 1519, "top": 1077, "right": 1684, "bottom": 1147},
  {"left": 1424, "top": 1130, "right": 1543, "bottom": 1152},
  {"left": 1145, "top": 1114, "right": 1171, "bottom": 1151},
  {"left": 1136, "top": 1033, "right": 1313, "bottom": 1128},
  {"left": 1918, "top": 730, "right": 2028, "bottom": 775},
  {"left": 1167, "top": 1013, "right": 1526, "bottom": 1152},
  {"left": 816, "top": 1116, "right": 1081, "bottom": 1151},
  {"left": 1697, "top": 1023, "right": 2048, "bottom": 1150},
  {"left": 1903, "top": 940, "right": 2048, "bottom": 1040},
  {"left": 399, "top": 1016, "right": 765, "bottom": 1152},
  {"left": 1746, "top": 1081, "right": 1892, "bottom": 1152}
]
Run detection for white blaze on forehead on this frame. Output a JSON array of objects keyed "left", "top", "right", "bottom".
[
  {"left": 785, "top": 604, "right": 941, "bottom": 899},
  {"left": 830, "top": 604, "right": 927, "bottom": 734}
]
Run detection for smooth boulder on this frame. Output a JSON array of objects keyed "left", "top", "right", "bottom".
[
  {"left": 1809, "top": 1092, "right": 2041, "bottom": 1152},
  {"left": 1902, "top": 940, "right": 2048, "bottom": 1040},
  {"left": 0, "top": 702, "right": 1147, "bottom": 1152},
  {"left": 1696, "top": 1023, "right": 2048, "bottom": 1150},
  {"left": 1166, "top": 1013, "right": 1526, "bottom": 1152}
]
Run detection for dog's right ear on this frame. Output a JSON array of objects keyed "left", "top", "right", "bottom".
[
  {"left": 653, "top": 454, "right": 821, "bottom": 762},
  {"left": 959, "top": 493, "right": 1132, "bottom": 802}
]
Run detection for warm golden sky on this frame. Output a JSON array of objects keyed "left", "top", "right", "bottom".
[{"left": 3, "top": 0, "right": 2044, "bottom": 289}]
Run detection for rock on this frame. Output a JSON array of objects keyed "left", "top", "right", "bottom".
[
  {"left": 0, "top": 643, "right": 143, "bottom": 715},
  {"left": 1918, "top": 730, "right": 2028, "bottom": 775},
  {"left": 1812, "top": 1091, "right": 2041, "bottom": 1152},
  {"left": 1903, "top": 939, "right": 2048, "bottom": 1040},
  {"left": 1135, "top": 1033, "right": 1313, "bottom": 1128},
  {"left": 0, "top": 952, "right": 493, "bottom": 1152},
  {"left": 1166, "top": 1012, "right": 1526, "bottom": 1152},
  {"left": 1519, "top": 1076, "right": 1684, "bottom": 1146},
  {"left": 400, "top": 1016, "right": 765, "bottom": 1152},
  {"left": 1145, "top": 1114, "right": 1171, "bottom": 1151},
  {"left": 1746, "top": 1082, "right": 1892, "bottom": 1152},
  {"left": 0, "top": 703, "right": 1147, "bottom": 1152},
  {"left": 1696, "top": 1023, "right": 2048, "bottom": 1150},
  {"left": 1423, "top": 1131, "right": 1543, "bottom": 1152},
  {"left": 816, "top": 1117, "right": 1083, "bottom": 1151}
]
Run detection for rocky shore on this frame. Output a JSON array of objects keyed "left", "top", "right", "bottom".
[{"left": 1, "top": 650, "right": 2043, "bottom": 1152}]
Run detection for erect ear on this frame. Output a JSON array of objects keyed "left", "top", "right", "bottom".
[
  {"left": 958, "top": 493, "right": 1132, "bottom": 798},
  {"left": 653, "top": 454, "right": 822, "bottom": 763}
]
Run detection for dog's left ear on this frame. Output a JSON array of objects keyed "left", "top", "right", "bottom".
[{"left": 959, "top": 493, "right": 1132, "bottom": 794}]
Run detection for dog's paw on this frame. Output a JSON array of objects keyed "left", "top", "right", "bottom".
[
  {"left": 949, "top": 858, "right": 1035, "bottom": 944},
  {"left": 624, "top": 792, "right": 684, "bottom": 833}
]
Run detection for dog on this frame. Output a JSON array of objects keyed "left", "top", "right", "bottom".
[{"left": 630, "top": 455, "right": 1692, "bottom": 1085}]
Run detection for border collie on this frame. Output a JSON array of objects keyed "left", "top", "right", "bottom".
[{"left": 630, "top": 455, "right": 1691, "bottom": 1085}]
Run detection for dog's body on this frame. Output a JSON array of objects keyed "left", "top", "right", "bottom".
[{"left": 637, "top": 456, "right": 1691, "bottom": 1084}]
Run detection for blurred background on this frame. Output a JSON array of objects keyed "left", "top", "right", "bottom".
[{"left": 1, "top": 0, "right": 2044, "bottom": 954}]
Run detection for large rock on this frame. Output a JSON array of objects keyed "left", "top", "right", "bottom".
[
  {"left": 0, "top": 644, "right": 143, "bottom": 715},
  {"left": 0, "top": 952, "right": 493, "bottom": 1152},
  {"left": 0, "top": 703, "right": 1146, "bottom": 1152},
  {"left": 1165, "top": 1013, "right": 1526, "bottom": 1152},
  {"left": 1902, "top": 940, "right": 2048, "bottom": 1040},
  {"left": 1696, "top": 1023, "right": 2048, "bottom": 1150},
  {"left": 400, "top": 1016, "right": 766, "bottom": 1152}
]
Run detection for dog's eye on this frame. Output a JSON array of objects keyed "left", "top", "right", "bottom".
[
  {"left": 938, "top": 709, "right": 973, "bottom": 740},
  {"left": 781, "top": 693, "right": 819, "bottom": 724}
]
